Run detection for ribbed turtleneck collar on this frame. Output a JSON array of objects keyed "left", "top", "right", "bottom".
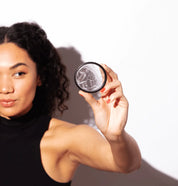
[{"left": 0, "top": 106, "right": 38, "bottom": 129}]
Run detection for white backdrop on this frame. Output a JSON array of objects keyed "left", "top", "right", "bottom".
[{"left": 1, "top": 0, "right": 178, "bottom": 181}]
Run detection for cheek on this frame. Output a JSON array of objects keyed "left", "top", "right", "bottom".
[{"left": 15, "top": 78, "right": 37, "bottom": 101}]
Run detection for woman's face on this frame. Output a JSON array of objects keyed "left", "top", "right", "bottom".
[{"left": 0, "top": 42, "right": 40, "bottom": 119}]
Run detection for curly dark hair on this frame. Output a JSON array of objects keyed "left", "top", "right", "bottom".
[{"left": 0, "top": 22, "right": 69, "bottom": 116}]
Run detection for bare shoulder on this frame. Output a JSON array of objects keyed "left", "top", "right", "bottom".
[
  {"left": 40, "top": 118, "right": 94, "bottom": 182},
  {"left": 44, "top": 118, "right": 101, "bottom": 148},
  {"left": 42, "top": 118, "right": 75, "bottom": 146},
  {"left": 48, "top": 118, "right": 98, "bottom": 139}
]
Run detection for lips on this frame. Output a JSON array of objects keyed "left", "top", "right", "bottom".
[{"left": 0, "top": 99, "right": 16, "bottom": 107}]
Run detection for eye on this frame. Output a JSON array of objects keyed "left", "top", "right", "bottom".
[{"left": 13, "top": 72, "right": 26, "bottom": 78}]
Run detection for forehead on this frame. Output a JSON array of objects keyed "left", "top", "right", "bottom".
[{"left": 0, "top": 43, "right": 35, "bottom": 68}]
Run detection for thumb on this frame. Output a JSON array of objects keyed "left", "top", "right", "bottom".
[{"left": 79, "top": 90, "right": 98, "bottom": 110}]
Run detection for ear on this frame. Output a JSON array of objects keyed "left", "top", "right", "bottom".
[{"left": 37, "top": 76, "right": 42, "bottom": 86}]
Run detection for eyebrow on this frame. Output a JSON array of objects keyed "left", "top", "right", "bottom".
[{"left": 9, "top": 63, "right": 28, "bottom": 70}]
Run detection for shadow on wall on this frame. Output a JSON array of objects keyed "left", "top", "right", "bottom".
[
  {"left": 56, "top": 46, "right": 95, "bottom": 126},
  {"left": 72, "top": 161, "right": 178, "bottom": 186},
  {"left": 56, "top": 47, "right": 178, "bottom": 186}
]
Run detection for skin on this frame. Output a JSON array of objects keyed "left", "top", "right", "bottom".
[
  {"left": 0, "top": 43, "right": 40, "bottom": 118},
  {"left": 0, "top": 43, "right": 141, "bottom": 183}
]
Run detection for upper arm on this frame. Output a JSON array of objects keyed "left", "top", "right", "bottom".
[{"left": 67, "top": 124, "right": 120, "bottom": 172}]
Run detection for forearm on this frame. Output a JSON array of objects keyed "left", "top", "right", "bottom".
[{"left": 108, "top": 130, "right": 141, "bottom": 173}]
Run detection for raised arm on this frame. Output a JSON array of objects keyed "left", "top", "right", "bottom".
[{"left": 68, "top": 64, "right": 141, "bottom": 173}]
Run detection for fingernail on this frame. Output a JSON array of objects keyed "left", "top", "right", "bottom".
[
  {"left": 106, "top": 99, "right": 110, "bottom": 104},
  {"left": 100, "top": 87, "right": 105, "bottom": 92},
  {"left": 79, "top": 93, "right": 84, "bottom": 97}
]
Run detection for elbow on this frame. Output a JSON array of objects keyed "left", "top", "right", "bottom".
[
  {"left": 122, "top": 161, "right": 141, "bottom": 174},
  {"left": 117, "top": 158, "right": 142, "bottom": 174},
  {"left": 117, "top": 164, "right": 141, "bottom": 174},
  {"left": 122, "top": 150, "right": 142, "bottom": 173}
]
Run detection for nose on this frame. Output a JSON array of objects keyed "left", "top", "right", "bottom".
[{"left": 0, "top": 77, "right": 14, "bottom": 94}]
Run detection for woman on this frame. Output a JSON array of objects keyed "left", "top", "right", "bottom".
[{"left": 0, "top": 22, "right": 141, "bottom": 185}]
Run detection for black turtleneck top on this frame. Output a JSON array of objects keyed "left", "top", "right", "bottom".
[{"left": 0, "top": 108, "right": 71, "bottom": 186}]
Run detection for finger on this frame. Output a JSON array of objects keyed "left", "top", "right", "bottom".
[
  {"left": 109, "top": 90, "right": 123, "bottom": 103},
  {"left": 108, "top": 92, "right": 128, "bottom": 108},
  {"left": 79, "top": 90, "right": 98, "bottom": 110},
  {"left": 101, "top": 64, "right": 118, "bottom": 82},
  {"left": 100, "top": 80, "right": 122, "bottom": 97}
]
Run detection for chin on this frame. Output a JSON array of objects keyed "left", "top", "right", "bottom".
[
  {"left": 1, "top": 104, "right": 32, "bottom": 117},
  {"left": 0, "top": 111, "right": 19, "bottom": 119},
  {"left": 0, "top": 108, "right": 26, "bottom": 119}
]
